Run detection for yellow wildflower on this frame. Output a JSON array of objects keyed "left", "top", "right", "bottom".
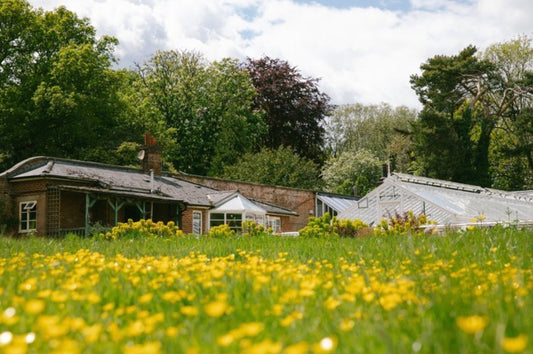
[
  {"left": 456, "top": 315, "right": 488, "bottom": 334},
  {"left": 217, "top": 333, "right": 235, "bottom": 347},
  {"left": 180, "top": 306, "right": 199, "bottom": 316},
  {"left": 204, "top": 300, "right": 228, "bottom": 318},
  {"left": 124, "top": 320, "right": 145, "bottom": 337},
  {"left": 24, "top": 299, "right": 45, "bottom": 315},
  {"left": 139, "top": 293, "right": 153, "bottom": 304},
  {"left": 323, "top": 297, "right": 341, "bottom": 310},
  {"left": 242, "top": 339, "right": 282, "bottom": 354},
  {"left": 82, "top": 324, "right": 102, "bottom": 343},
  {"left": 165, "top": 326, "right": 179, "bottom": 337},
  {"left": 284, "top": 342, "right": 309, "bottom": 354},
  {"left": 339, "top": 318, "right": 355, "bottom": 331},
  {"left": 50, "top": 338, "right": 80, "bottom": 354},
  {"left": 239, "top": 322, "right": 264, "bottom": 337},
  {"left": 501, "top": 334, "right": 528, "bottom": 353},
  {"left": 123, "top": 341, "right": 162, "bottom": 354}
]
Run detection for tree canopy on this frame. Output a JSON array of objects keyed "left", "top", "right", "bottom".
[
  {"left": 325, "top": 103, "right": 415, "bottom": 173},
  {"left": 133, "top": 51, "right": 265, "bottom": 176},
  {"left": 3, "top": 0, "right": 533, "bottom": 194},
  {"left": 243, "top": 57, "right": 331, "bottom": 164},
  {"left": 222, "top": 146, "right": 321, "bottom": 190},
  {"left": 410, "top": 38, "right": 533, "bottom": 188},
  {"left": 0, "top": 0, "right": 127, "bottom": 170},
  {"left": 321, "top": 149, "right": 382, "bottom": 196}
]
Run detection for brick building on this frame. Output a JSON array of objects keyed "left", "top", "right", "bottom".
[{"left": 0, "top": 141, "right": 357, "bottom": 236}]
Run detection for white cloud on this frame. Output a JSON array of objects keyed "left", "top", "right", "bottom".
[{"left": 28, "top": 0, "right": 533, "bottom": 108}]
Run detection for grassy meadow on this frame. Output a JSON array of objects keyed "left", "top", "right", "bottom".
[{"left": 0, "top": 227, "right": 531, "bottom": 353}]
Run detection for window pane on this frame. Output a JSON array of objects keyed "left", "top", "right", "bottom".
[
  {"left": 19, "top": 201, "right": 37, "bottom": 232},
  {"left": 210, "top": 220, "right": 224, "bottom": 228},
  {"left": 192, "top": 212, "right": 202, "bottom": 234}
]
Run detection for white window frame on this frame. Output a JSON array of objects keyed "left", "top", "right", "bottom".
[
  {"left": 192, "top": 211, "right": 202, "bottom": 235},
  {"left": 267, "top": 216, "right": 281, "bottom": 233},
  {"left": 19, "top": 201, "right": 37, "bottom": 233}
]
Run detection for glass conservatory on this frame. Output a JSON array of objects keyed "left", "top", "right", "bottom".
[{"left": 208, "top": 194, "right": 266, "bottom": 231}]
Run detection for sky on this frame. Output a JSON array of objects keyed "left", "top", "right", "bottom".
[{"left": 29, "top": 0, "right": 533, "bottom": 108}]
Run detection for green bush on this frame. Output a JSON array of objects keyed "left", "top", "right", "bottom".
[
  {"left": 207, "top": 224, "right": 235, "bottom": 238},
  {"left": 241, "top": 220, "right": 271, "bottom": 237},
  {"left": 373, "top": 211, "right": 434, "bottom": 236},
  {"left": 299, "top": 213, "right": 369, "bottom": 238},
  {"left": 100, "top": 219, "right": 184, "bottom": 240}
]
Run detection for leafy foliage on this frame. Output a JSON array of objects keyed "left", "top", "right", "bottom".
[
  {"left": 207, "top": 224, "right": 236, "bottom": 238},
  {"left": 0, "top": 0, "right": 128, "bottom": 170},
  {"left": 241, "top": 221, "right": 271, "bottom": 237},
  {"left": 243, "top": 56, "right": 331, "bottom": 164},
  {"left": 410, "top": 46, "right": 496, "bottom": 186},
  {"left": 299, "top": 213, "right": 368, "bottom": 238},
  {"left": 325, "top": 103, "right": 416, "bottom": 172},
  {"left": 410, "top": 38, "right": 533, "bottom": 189},
  {"left": 373, "top": 211, "right": 434, "bottom": 236},
  {"left": 223, "top": 146, "right": 321, "bottom": 189},
  {"left": 133, "top": 51, "right": 265, "bottom": 175},
  {"left": 100, "top": 219, "right": 184, "bottom": 240},
  {"left": 321, "top": 149, "right": 382, "bottom": 196}
]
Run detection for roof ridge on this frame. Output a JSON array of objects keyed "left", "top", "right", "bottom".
[{"left": 392, "top": 172, "right": 485, "bottom": 193}]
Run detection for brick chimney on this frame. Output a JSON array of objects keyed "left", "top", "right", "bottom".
[{"left": 141, "top": 133, "right": 162, "bottom": 175}]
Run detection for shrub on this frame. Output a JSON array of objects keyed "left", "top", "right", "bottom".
[
  {"left": 207, "top": 224, "right": 235, "bottom": 238},
  {"left": 299, "top": 213, "right": 368, "bottom": 238},
  {"left": 374, "top": 211, "right": 434, "bottom": 236},
  {"left": 241, "top": 220, "right": 271, "bottom": 237},
  {"left": 100, "top": 219, "right": 184, "bottom": 240}
]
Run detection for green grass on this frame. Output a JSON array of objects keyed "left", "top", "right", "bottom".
[{"left": 0, "top": 227, "right": 531, "bottom": 353}]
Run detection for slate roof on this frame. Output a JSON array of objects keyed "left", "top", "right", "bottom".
[
  {"left": 338, "top": 172, "right": 533, "bottom": 225},
  {"left": 3, "top": 156, "right": 299, "bottom": 216},
  {"left": 4, "top": 156, "right": 218, "bottom": 207}
]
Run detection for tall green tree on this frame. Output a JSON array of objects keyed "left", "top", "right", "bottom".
[
  {"left": 222, "top": 146, "right": 320, "bottom": 190},
  {"left": 482, "top": 36, "right": 533, "bottom": 189},
  {"left": 325, "top": 103, "right": 416, "bottom": 173},
  {"left": 411, "top": 39, "right": 533, "bottom": 188},
  {"left": 321, "top": 149, "right": 382, "bottom": 196},
  {"left": 134, "top": 51, "right": 264, "bottom": 175},
  {"left": 410, "top": 46, "right": 496, "bottom": 186},
  {"left": 0, "top": 0, "right": 126, "bottom": 169},
  {"left": 243, "top": 57, "right": 331, "bottom": 164}
]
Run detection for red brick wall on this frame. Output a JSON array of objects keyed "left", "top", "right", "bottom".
[
  {"left": 178, "top": 175, "right": 315, "bottom": 232},
  {"left": 0, "top": 176, "right": 15, "bottom": 233},
  {"left": 60, "top": 191, "right": 85, "bottom": 229},
  {"left": 10, "top": 180, "right": 47, "bottom": 235},
  {"left": 181, "top": 208, "right": 208, "bottom": 234}
]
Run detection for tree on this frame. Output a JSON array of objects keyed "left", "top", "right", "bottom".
[
  {"left": 222, "top": 146, "right": 320, "bottom": 189},
  {"left": 134, "top": 51, "right": 264, "bottom": 175},
  {"left": 321, "top": 149, "right": 382, "bottom": 196},
  {"left": 324, "top": 103, "right": 416, "bottom": 173},
  {"left": 0, "top": 0, "right": 126, "bottom": 169},
  {"left": 410, "top": 46, "right": 496, "bottom": 186},
  {"left": 482, "top": 36, "right": 533, "bottom": 189},
  {"left": 411, "top": 39, "right": 533, "bottom": 189},
  {"left": 243, "top": 57, "right": 331, "bottom": 164}
]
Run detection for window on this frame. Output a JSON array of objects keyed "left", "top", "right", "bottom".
[
  {"left": 209, "top": 213, "right": 225, "bottom": 228},
  {"left": 20, "top": 201, "right": 37, "bottom": 233},
  {"left": 226, "top": 213, "right": 242, "bottom": 231},
  {"left": 267, "top": 216, "right": 281, "bottom": 233},
  {"left": 192, "top": 211, "right": 202, "bottom": 234}
]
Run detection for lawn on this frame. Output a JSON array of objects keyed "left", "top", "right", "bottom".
[{"left": 0, "top": 227, "right": 531, "bottom": 353}]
